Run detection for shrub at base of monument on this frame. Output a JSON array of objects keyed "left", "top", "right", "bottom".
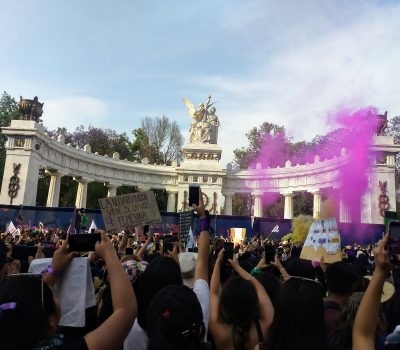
[
  {"left": 98, "top": 191, "right": 162, "bottom": 234},
  {"left": 300, "top": 217, "right": 342, "bottom": 263}
]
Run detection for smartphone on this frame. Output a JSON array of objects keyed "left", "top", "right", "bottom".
[
  {"left": 69, "top": 233, "right": 101, "bottom": 252},
  {"left": 188, "top": 184, "right": 201, "bottom": 207},
  {"left": 125, "top": 247, "right": 134, "bottom": 255},
  {"left": 11, "top": 245, "right": 38, "bottom": 260},
  {"left": 264, "top": 244, "right": 276, "bottom": 264},
  {"left": 163, "top": 234, "right": 174, "bottom": 254},
  {"left": 223, "top": 242, "right": 234, "bottom": 262},
  {"left": 388, "top": 220, "right": 400, "bottom": 263}
]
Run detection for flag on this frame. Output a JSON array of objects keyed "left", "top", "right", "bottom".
[
  {"left": 6, "top": 221, "right": 17, "bottom": 235},
  {"left": 271, "top": 225, "right": 280, "bottom": 233},
  {"left": 186, "top": 227, "right": 195, "bottom": 251},
  {"left": 88, "top": 220, "right": 98, "bottom": 232},
  {"left": 67, "top": 207, "right": 77, "bottom": 235}
]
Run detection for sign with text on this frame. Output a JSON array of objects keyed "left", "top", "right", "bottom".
[
  {"left": 98, "top": 191, "right": 161, "bottom": 234},
  {"left": 179, "top": 211, "right": 192, "bottom": 245},
  {"left": 300, "top": 217, "right": 342, "bottom": 263}
]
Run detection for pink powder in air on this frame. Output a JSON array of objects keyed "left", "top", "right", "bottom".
[
  {"left": 331, "top": 107, "right": 378, "bottom": 223},
  {"left": 250, "top": 106, "right": 379, "bottom": 223}
]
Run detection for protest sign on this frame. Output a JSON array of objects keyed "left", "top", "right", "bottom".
[
  {"left": 179, "top": 211, "right": 192, "bottom": 245},
  {"left": 98, "top": 191, "right": 162, "bottom": 234},
  {"left": 300, "top": 217, "right": 342, "bottom": 263}
]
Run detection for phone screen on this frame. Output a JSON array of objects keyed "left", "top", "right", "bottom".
[
  {"left": 11, "top": 245, "right": 38, "bottom": 260},
  {"left": 69, "top": 233, "right": 101, "bottom": 252},
  {"left": 389, "top": 220, "right": 400, "bottom": 262},
  {"left": 223, "top": 242, "right": 234, "bottom": 262},
  {"left": 188, "top": 184, "right": 200, "bottom": 207},
  {"left": 163, "top": 235, "right": 173, "bottom": 254}
]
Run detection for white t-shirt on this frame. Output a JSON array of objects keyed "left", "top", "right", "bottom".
[{"left": 123, "top": 279, "right": 210, "bottom": 350}]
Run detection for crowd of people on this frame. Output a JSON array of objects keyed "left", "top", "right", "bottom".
[{"left": 0, "top": 194, "right": 399, "bottom": 349}]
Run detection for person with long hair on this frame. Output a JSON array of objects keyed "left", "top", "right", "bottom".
[
  {"left": 352, "top": 234, "right": 392, "bottom": 350},
  {"left": 209, "top": 248, "right": 274, "bottom": 350},
  {"left": 0, "top": 232, "right": 137, "bottom": 349},
  {"left": 267, "top": 276, "right": 326, "bottom": 350}
]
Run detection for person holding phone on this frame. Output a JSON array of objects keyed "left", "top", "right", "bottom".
[
  {"left": 123, "top": 189, "right": 211, "bottom": 350},
  {"left": 352, "top": 233, "right": 392, "bottom": 350},
  {"left": 0, "top": 232, "right": 137, "bottom": 350},
  {"left": 209, "top": 248, "right": 274, "bottom": 349}
]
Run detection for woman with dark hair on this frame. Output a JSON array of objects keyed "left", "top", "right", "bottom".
[
  {"left": 352, "top": 234, "right": 392, "bottom": 350},
  {"left": 0, "top": 232, "right": 137, "bottom": 350},
  {"left": 146, "top": 284, "right": 206, "bottom": 350},
  {"left": 124, "top": 191, "right": 210, "bottom": 350},
  {"left": 123, "top": 254, "right": 183, "bottom": 349},
  {"left": 267, "top": 277, "right": 326, "bottom": 350},
  {"left": 209, "top": 249, "right": 274, "bottom": 350}
]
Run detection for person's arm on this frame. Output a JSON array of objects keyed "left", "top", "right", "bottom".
[
  {"left": 271, "top": 254, "right": 290, "bottom": 281},
  {"left": 352, "top": 234, "right": 392, "bottom": 350},
  {"left": 136, "top": 233, "right": 153, "bottom": 258},
  {"left": 84, "top": 231, "right": 136, "bottom": 350},
  {"left": 117, "top": 231, "right": 129, "bottom": 255},
  {"left": 42, "top": 238, "right": 77, "bottom": 287},
  {"left": 192, "top": 189, "right": 209, "bottom": 283},
  {"left": 229, "top": 256, "right": 274, "bottom": 329},
  {"left": 209, "top": 248, "right": 227, "bottom": 347}
]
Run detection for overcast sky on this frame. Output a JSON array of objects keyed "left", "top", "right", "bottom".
[{"left": 1, "top": 0, "right": 399, "bottom": 165}]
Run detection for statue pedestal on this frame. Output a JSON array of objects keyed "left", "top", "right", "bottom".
[
  {"left": 181, "top": 142, "right": 223, "bottom": 171},
  {"left": 176, "top": 142, "right": 225, "bottom": 213}
]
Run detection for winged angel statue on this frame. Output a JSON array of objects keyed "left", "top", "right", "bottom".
[{"left": 183, "top": 94, "right": 220, "bottom": 144}]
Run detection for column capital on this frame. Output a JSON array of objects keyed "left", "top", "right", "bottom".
[
  {"left": 45, "top": 169, "right": 65, "bottom": 177},
  {"left": 73, "top": 176, "right": 93, "bottom": 184},
  {"left": 251, "top": 190, "right": 263, "bottom": 197},
  {"left": 281, "top": 192, "right": 294, "bottom": 197},
  {"left": 165, "top": 187, "right": 178, "bottom": 194},
  {"left": 222, "top": 191, "right": 235, "bottom": 198},
  {"left": 311, "top": 190, "right": 322, "bottom": 195},
  {"left": 104, "top": 182, "right": 122, "bottom": 189}
]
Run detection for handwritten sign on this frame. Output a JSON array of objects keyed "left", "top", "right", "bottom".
[
  {"left": 300, "top": 217, "right": 342, "bottom": 263},
  {"left": 179, "top": 211, "right": 192, "bottom": 245},
  {"left": 98, "top": 191, "right": 161, "bottom": 234}
]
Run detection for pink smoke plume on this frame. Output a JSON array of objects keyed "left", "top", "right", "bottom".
[
  {"left": 250, "top": 107, "right": 379, "bottom": 223},
  {"left": 331, "top": 107, "right": 378, "bottom": 223}
]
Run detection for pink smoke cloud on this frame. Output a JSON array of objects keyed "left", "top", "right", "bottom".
[{"left": 250, "top": 106, "right": 379, "bottom": 223}]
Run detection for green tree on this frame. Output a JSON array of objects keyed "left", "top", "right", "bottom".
[
  {"left": 233, "top": 122, "right": 287, "bottom": 168},
  {"left": 0, "top": 92, "right": 19, "bottom": 182},
  {"left": 139, "top": 115, "right": 183, "bottom": 164}
]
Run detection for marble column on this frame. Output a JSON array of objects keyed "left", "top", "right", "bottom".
[
  {"left": 223, "top": 192, "right": 234, "bottom": 215},
  {"left": 166, "top": 190, "right": 178, "bottom": 212},
  {"left": 339, "top": 195, "right": 351, "bottom": 223},
  {"left": 283, "top": 193, "right": 294, "bottom": 219},
  {"left": 252, "top": 191, "right": 263, "bottom": 217},
  {"left": 74, "top": 177, "right": 91, "bottom": 208},
  {"left": 312, "top": 191, "right": 322, "bottom": 220},
  {"left": 46, "top": 171, "right": 63, "bottom": 207},
  {"left": 105, "top": 183, "right": 119, "bottom": 197}
]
